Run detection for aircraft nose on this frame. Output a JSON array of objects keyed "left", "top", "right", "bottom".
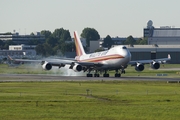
[{"left": 122, "top": 50, "right": 131, "bottom": 63}]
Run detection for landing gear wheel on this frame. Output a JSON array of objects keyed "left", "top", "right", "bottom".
[
  {"left": 115, "top": 73, "right": 121, "bottom": 77},
  {"left": 94, "top": 73, "right": 99, "bottom": 77},
  {"left": 94, "top": 70, "right": 100, "bottom": 77},
  {"left": 87, "top": 74, "right": 93, "bottom": 77},
  {"left": 94, "top": 74, "right": 100, "bottom": 77},
  {"left": 103, "top": 74, "right": 109, "bottom": 77}
]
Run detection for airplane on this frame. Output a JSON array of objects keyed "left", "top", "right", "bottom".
[{"left": 8, "top": 31, "right": 171, "bottom": 77}]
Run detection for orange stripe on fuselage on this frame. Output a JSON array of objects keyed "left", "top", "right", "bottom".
[
  {"left": 74, "top": 32, "right": 82, "bottom": 56},
  {"left": 78, "top": 54, "right": 124, "bottom": 62}
]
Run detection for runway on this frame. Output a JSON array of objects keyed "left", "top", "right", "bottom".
[{"left": 0, "top": 74, "right": 179, "bottom": 82}]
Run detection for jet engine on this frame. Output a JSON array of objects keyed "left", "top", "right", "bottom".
[
  {"left": 42, "top": 62, "right": 52, "bottom": 70},
  {"left": 135, "top": 63, "right": 144, "bottom": 71},
  {"left": 151, "top": 62, "right": 160, "bottom": 69},
  {"left": 72, "top": 64, "right": 82, "bottom": 72}
]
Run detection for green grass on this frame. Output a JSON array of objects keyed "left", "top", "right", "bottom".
[
  {"left": 1, "top": 64, "right": 180, "bottom": 119},
  {"left": 0, "top": 81, "right": 180, "bottom": 120}
]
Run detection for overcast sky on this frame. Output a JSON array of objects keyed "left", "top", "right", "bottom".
[{"left": 0, "top": 0, "right": 180, "bottom": 37}]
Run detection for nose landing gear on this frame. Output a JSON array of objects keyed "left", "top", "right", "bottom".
[
  {"left": 115, "top": 69, "right": 121, "bottom": 77},
  {"left": 114, "top": 69, "right": 125, "bottom": 77}
]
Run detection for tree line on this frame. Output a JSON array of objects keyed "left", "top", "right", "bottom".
[{"left": 0, "top": 27, "right": 147, "bottom": 56}]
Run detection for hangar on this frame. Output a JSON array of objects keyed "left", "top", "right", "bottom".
[{"left": 124, "top": 45, "right": 180, "bottom": 64}]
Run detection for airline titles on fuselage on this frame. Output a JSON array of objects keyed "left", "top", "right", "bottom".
[{"left": 89, "top": 51, "right": 108, "bottom": 58}]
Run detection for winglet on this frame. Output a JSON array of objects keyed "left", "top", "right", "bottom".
[{"left": 74, "top": 31, "right": 86, "bottom": 56}]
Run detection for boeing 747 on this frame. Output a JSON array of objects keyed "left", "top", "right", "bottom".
[{"left": 9, "top": 31, "right": 171, "bottom": 77}]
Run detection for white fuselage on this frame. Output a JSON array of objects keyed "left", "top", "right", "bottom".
[{"left": 76, "top": 45, "right": 131, "bottom": 69}]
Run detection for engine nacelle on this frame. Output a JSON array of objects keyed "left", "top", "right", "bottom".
[
  {"left": 42, "top": 62, "right": 52, "bottom": 70},
  {"left": 151, "top": 62, "right": 160, "bottom": 69},
  {"left": 72, "top": 64, "right": 82, "bottom": 72},
  {"left": 135, "top": 63, "right": 144, "bottom": 71}
]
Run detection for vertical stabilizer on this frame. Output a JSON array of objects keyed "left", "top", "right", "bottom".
[{"left": 74, "top": 31, "right": 86, "bottom": 56}]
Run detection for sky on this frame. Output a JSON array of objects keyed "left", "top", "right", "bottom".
[{"left": 0, "top": 0, "right": 180, "bottom": 38}]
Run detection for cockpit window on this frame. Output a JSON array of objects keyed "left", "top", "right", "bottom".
[{"left": 122, "top": 46, "right": 127, "bottom": 49}]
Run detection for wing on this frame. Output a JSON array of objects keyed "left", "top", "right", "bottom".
[
  {"left": 129, "top": 54, "right": 171, "bottom": 71},
  {"left": 8, "top": 55, "right": 103, "bottom": 72},
  {"left": 129, "top": 54, "right": 171, "bottom": 65},
  {"left": 8, "top": 55, "right": 74, "bottom": 66}
]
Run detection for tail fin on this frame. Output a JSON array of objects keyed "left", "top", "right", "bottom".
[{"left": 74, "top": 31, "right": 86, "bottom": 56}]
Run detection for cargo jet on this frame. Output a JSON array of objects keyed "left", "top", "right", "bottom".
[{"left": 9, "top": 31, "right": 171, "bottom": 77}]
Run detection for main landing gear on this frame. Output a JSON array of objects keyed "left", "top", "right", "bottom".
[
  {"left": 86, "top": 69, "right": 125, "bottom": 77},
  {"left": 103, "top": 70, "right": 109, "bottom": 77},
  {"left": 86, "top": 70, "right": 100, "bottom": 77},
  {"left": 86, "top": 73, "right": 100, "bottom": 77}
]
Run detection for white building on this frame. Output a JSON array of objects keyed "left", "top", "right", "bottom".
[
  {"left": 0, "top": 44, "right": 36, "bottom": 59},
  {"left": 9, "top": 44, "right": 36, "bottom": 51},
  {"left": 144, "top": 20, "right": 180, "bottom": 45}
]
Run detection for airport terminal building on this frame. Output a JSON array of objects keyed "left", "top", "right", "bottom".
[
  {"left": 0, "top": 32, "right": 45, "bottom": 44},
  {"left": 0, "top": 44, "right": 36, "bottom": 60},
  {"left": 144, "top": 20, "right": 180, "bottom": 45},
  {"left": 0, "top": 32, "right": 43, "bottom": 60}
]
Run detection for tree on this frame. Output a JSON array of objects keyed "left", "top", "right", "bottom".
[
  {"left": 53, "top": 28, "right": 64, "bottom": 39},
  {"left": 46, "top": 35, "right": 58, "bottom": 47},
  {"left": 41, "top": 30, "right": 52, "bottom": 39},
  {"left": 56, "top": 42, "right": 75, "bottom": 55},
  {"left": 53, "top": 28, "right": 71, "bottom": 42},
  {"left": 65, "top": 42, "right": 75, "bottom": 52},
  {"left": 102, "top": 35, "right": 114, "bottom": 49},
  {"left": 136, "top": 37, "right": 147, "bottom": 45},
  {"left": 124, "top": 35, "right": 136, "bottom": 45},
  {"left": 81, "top": 28, "right": 100, "bottom": 47},
  {"left": 61, "top": 30, "right": 72, "bottom": 41},
  {"left": 35, "top": 44, "right": 46, "bottom": 56},
  {"left": 43, "top": 43, "right": 54, "bottom": 56},
  {"left": 30, "top": 32, "right": 35, "bottom": 36},
  {"left": 3, "top": 40, "right": 16, "bottom": 49},
  {"left": 35, "top": 43, "right": 55, "bottom": 56}
]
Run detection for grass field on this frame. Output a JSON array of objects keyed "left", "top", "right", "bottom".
[
  {"left": 0, "top": 64, "right": 180, "bottom": 120},
  {"left": 0, "top": 81, "right": 180, "bottom": 120}
]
